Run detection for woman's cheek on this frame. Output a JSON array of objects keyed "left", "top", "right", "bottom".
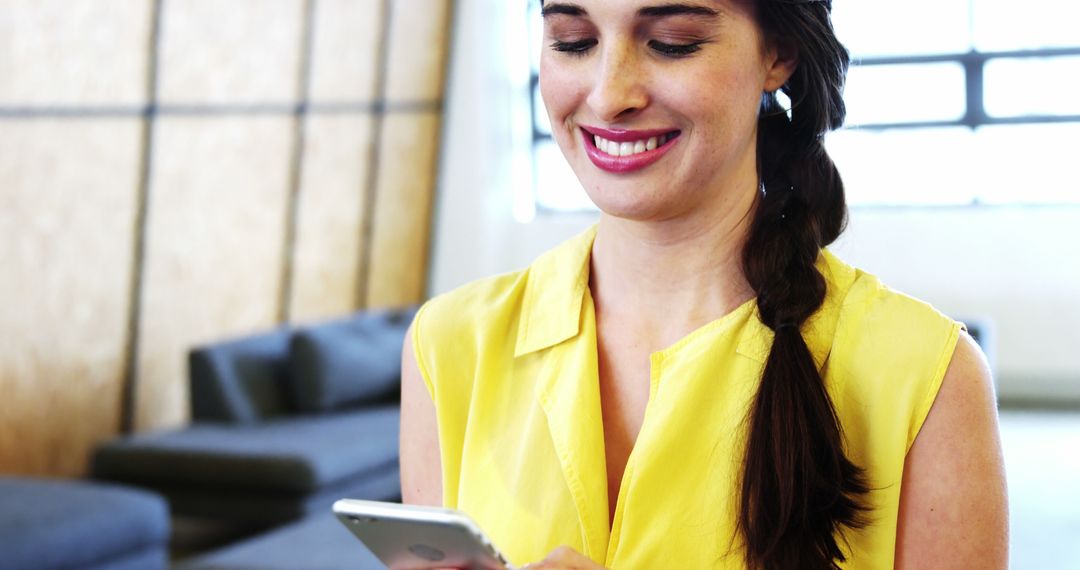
[
  {"left": 539, "top": 73, "right": 583, "bottom": 140},
  {"left": 539, "top": 67, "right": 572, "bottom": 111}
]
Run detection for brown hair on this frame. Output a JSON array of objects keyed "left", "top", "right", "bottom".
[{"left": 738, "top": 1, "right": 869, "bottom": 568}]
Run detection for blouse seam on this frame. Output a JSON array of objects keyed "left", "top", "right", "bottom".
[
  {"left": 606, "top": 463, "right": 633, "bottom": 565},
  {"left": 412, "top": 302, "right": 437, "bottom": 402},
  {"left": 905, "top": 321, "right": 963, "bottom": 454},
  {"left": 542, "top": 393, "right": 597, "bottom": 558}
]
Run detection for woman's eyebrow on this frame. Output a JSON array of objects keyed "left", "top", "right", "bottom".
[
  {"left": 540, "top": 3, "right": 586, "bottom": 18},
  {"left": 638, "top": 4, "right": 720, "bottom": 19}
]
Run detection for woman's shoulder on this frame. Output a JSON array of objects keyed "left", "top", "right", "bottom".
[
  {"left": 823, "top": 250, "right": 962, "bottom": 347},
  {"left": 415, "top": 268, "right": 530, "bottom": 343},
  {"left": 820, "top": 250, "right": 963, "bottom": 386},
  {"left": 821, "top": 251, "right": 965, "bottom": 436},
  {"left": 415, "top": 226, "right": 597, "bottom": 349}
]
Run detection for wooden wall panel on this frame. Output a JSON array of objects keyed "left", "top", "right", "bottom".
[
  {"left": 1, "top": 0, "right": 455, "bottom": 475},
  {"left": 0, "top": 0, "right": 151, "bottom": 105},
  {"left": 362, "top": 0, "right": 453, "bottom": 309},
  {"left": 365, "top": 112, "right": 442, "bottom": 308},
  {"left": 384, "top": 0, "right": 452, "bottom": 103},
  {"left": 157, "top": 0, "right": 303, "bottom": 104},
  {"left": 0, "top": 119, "right": 141, "bottom": 476},
  {"left": 289, "top": 115, "right": 373, "bottom": 323},
  {"left": 308, "top": 0, "right": 384, "bottom": 102},
  {"left": 135, "top": 116, "right": 293, "bottom": 431}
]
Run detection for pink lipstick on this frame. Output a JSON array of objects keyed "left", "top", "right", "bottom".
[{"left": 581, "top": 126, "right": 681, "bottom": 174}]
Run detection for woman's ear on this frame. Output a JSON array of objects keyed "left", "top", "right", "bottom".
[{"left": 763, "top": 40, "right": 798, "bottom": 93}]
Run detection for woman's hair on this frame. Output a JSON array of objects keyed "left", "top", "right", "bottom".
[{"left": 738, "top": 1, "right": 869, "bottom": 569}]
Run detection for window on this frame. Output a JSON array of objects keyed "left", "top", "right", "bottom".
[{"left": 521, "top": 0, "right": 1080, "bottom": 213}]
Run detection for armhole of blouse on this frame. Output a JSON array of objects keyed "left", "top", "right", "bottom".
[
  {"left": 905, "top": 320, "right": 966, "bottom": 454},
  {"left": 412, "top": 302, "right": 437, "bottom": 402}
]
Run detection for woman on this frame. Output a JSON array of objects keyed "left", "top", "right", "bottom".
[{"left": 401, "top": 0, "right": 1008, "bottom": 568}]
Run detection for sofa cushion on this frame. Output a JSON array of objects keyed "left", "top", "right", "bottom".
[
  {"left": 288, "top": 307, "right": 416, "bottom": 412},
  {"left": 0, "top": 478, "right": 169, "bottom": 570},
  {"left": 189, "top": 327, "right": 293, "bottom": 423},
  {"left": 92, "top": 406, "right": 400, "bottom": 494},
  {"left": 144, "top": 463, "right": 401, "bottom": 525},
  {"left": 177, "top": 513, "right": 383, "bottom": 570},
  {"left": 85, "top": 545, "right": 169, "bottom": 570}
]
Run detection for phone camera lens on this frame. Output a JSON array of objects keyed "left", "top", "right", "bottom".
[{"left": 408, "top": 544, "right": 446, "bottom": 562}]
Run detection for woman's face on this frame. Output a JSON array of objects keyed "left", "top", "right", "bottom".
[{"left": 539, "top": 0, "right": 794, "bottom": 221}]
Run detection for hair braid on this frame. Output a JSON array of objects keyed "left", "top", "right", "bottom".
[{"left": 737, "top": 2, "right": 869, "bottom": 569}]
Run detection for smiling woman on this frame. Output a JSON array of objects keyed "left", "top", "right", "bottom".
[
  {"left": 401, "top": 1, "right": 1008, "bottom": 569},
  {"left": 539, "top": 0, "right": 774, "bottom": 221}
]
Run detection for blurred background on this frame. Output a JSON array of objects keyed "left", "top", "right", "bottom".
[{"left": 1, "top": 0, "right": 1077, "bottom": 568}]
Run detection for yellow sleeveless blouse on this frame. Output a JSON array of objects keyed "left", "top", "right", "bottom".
[{"left": 413, "top": 226, "right": 961, "bottom": 569}]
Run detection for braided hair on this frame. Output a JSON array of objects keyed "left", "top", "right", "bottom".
[{"left": 738, "top": 1, "right": 870, "bottom": 568}]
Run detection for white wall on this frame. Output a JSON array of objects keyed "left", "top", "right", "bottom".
[
  {"left": 833, "top": 207, "right": 1080, "bottom": 401},
  {"left": 432, "top": 0, "right": 1080, "bottom": 402}
]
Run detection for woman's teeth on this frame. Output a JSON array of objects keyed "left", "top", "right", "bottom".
[{"left": 593, "top": 133, "right": 673, "bottom": 157}]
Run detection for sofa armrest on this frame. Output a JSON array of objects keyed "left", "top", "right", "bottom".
[{"left": 189, "top": 328, "right": 293, "bottom": 423}]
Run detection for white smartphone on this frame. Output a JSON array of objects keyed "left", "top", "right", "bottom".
[{"left": 333, "top": 499, "right": 513, "bottom": 570}]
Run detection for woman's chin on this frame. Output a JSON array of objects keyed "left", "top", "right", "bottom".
[
  {"left": 584, "top": 191, "right": 673, "bottom": 222},
  {"left": 574, "top": 166, "right": 687, "bottom": 222}
]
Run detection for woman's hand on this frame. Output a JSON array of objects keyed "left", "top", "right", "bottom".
[{"left": 520, "top": 546, "right": 608, "bottom": 569}]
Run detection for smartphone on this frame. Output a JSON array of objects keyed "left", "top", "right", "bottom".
[{"left": 333, "top": 499, "right": 513, "bottom": 570}]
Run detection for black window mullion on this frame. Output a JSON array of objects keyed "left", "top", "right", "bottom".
[{"left": 962, "top": 50, "right": 987, "bottom": 129}]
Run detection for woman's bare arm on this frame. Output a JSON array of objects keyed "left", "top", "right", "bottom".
[
  {"left": 895, "top": 331, "right": 1009, "bottom": 568},
  {"left": 400, "top": 322, "right": 443, "bottom": 506}
]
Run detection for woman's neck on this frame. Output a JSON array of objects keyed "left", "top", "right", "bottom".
[{"left": 589, "top": 189, "right": 758, "bottom": 348}]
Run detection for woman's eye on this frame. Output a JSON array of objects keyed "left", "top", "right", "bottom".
[
  {"left": 550, "top": 39, "right": 597, "bottom": 55},
  {"left": 648, "top": 40, "right": 703, "bottom": 57}
]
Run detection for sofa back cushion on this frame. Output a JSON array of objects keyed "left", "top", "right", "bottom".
[
  {"left": 189, "top": 328, "right": 293, "bottom": 423},
  {"left": 289, "top": 306, "right": 417, "bottom": 412}
]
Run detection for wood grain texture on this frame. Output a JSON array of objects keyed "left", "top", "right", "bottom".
[
  {"left": 0, "top": 119, "right": 142, "bottom": 476},
  {"left": 0, "top": 0, "right": 151, "bottom": 105},
  {"left": 365, "top": 112, "right": 442, "bottom": 308},
  {"left": 384, "top": 0, "right": 452, "bottom": 103},
  {"left": 308, "top": 0, "right": 383, "bottom": 103},
  {"left": 288, "top": 115, "right": 373, "bottom": 323},
  {"left": 135, "top": 116, "right": 292, "bottom": 431},
  {"left": 157, "top": 0, "right": 304, "bottom": 104}
]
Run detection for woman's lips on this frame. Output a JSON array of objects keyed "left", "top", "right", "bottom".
[{"left": 580, "top": 126, "right": 681, "bottom": 173}]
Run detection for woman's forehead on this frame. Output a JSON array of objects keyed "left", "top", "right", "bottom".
[
  {"left": 539, "top": 0, "right": 738, "bottom": 11},
  {"left": 539, "top": 0, "right": 752, "bottom": 21}
]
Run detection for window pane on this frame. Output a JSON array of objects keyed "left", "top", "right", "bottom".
[
  {"left": 534, "top": 140, "right": 593, "bottom": 211},
  {"left": 974, "top": 0, "right": 1080, "bottom": 51},
  {"left": 972, "top": 124, "right": 1080, "bottom": 204},
  {"left": 844, "top": 63, "right": 967, "bottom": 125},
  {"left": 827, "top": 128, "right": 978, "bottom": 205},
  {"left": 832, "top": 0, "right": 969, "bottom": 57},
  {"left": 984, "top": 56, "right": 1080, "bottom": 118}
]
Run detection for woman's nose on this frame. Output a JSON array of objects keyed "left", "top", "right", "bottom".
[{"left": 586, "top": 45, "right": 649, "bottom": 123}]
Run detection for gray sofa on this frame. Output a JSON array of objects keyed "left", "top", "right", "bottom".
[
  {"left": 92, "top": 306, "right": 416, "bottom": 527},
  {"left": 0, "top": 477, "right": 169, "bottom": 570},
  {"left": 177, "top": 513, "right": 381, "bottom": 569}
]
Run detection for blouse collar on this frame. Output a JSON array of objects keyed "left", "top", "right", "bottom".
[{"left": 513, "top": 223, "right": 856, "bottom": 370}]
